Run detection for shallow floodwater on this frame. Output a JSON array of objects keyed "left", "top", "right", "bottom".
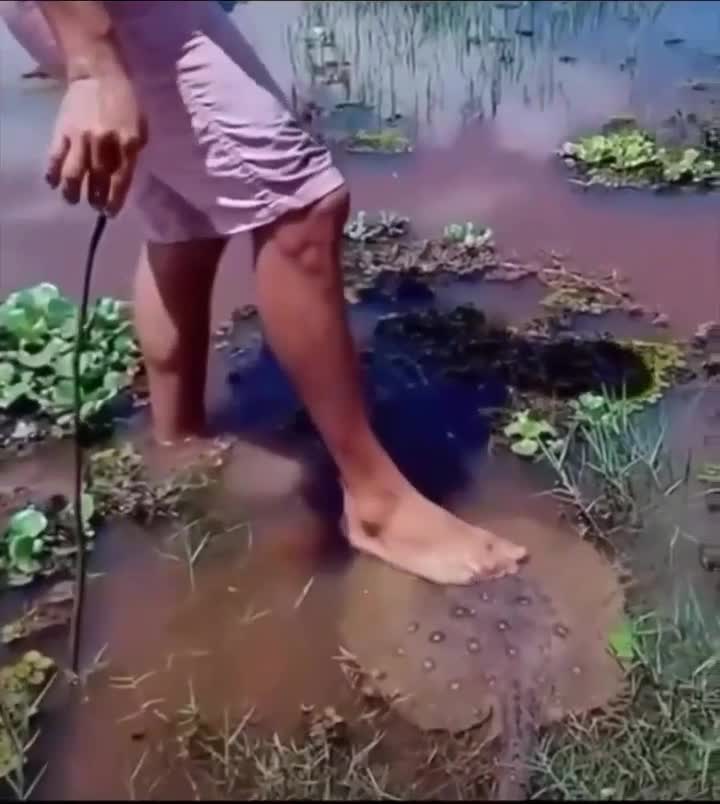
[{"left": 1, "top": 0, "right": 720, "bottom": 799}]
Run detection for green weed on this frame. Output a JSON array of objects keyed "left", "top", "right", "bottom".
[{"left": 532, "top": 608, "right": 720, "bottom": 800}]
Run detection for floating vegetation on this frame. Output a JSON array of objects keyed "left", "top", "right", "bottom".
[
  {"left": 1, "top": 651, "right": 55, "bottom": 798},
  {"left": 0, "top": 496, "right": 94, "bottom": 588},
  {"left": 344, "top": 210, "right": 410, "bottom": 243},
  {"left": 442, "top": 221, "right": 494, "bottom": 249},
  {"left": 559, "top": 125, "right": 720, "bottom": 189},
  {"left": 503, "top": 410, "right": 560, "bottom": 457},
  {"left": 345, "top": 128, "right": 413, "bottom": 154},
  {"left": 0, "top": 283, "right": 141, "bottom": 448}
]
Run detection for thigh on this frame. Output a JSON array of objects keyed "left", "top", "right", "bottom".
[{"left": 130, "top": 163, "right": 219, "bottom": 245}]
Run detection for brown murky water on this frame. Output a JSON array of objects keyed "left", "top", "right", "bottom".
[{"left": 1, "top": 0, "right": 720, "bottom": 798}]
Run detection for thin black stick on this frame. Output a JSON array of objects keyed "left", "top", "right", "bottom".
[{"left": 70, "top": 213, "right": 108, "bottom": 676}]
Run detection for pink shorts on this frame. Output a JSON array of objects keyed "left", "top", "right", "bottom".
[{"left": 12, "top": 1, "right": 345, "bottom": 243}]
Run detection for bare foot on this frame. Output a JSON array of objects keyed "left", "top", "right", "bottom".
[{"left": 343, "top": 486, "right": 527, "bottom": 585}]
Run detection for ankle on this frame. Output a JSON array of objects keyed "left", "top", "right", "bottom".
[
  {"left": 152, "top": 418, "right": 207, "bottom": 446},
  {"left": 343, "top": 470, "right": 412, "bottom": 534}
]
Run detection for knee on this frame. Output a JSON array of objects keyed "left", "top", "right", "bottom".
[{"left": 264, "top": 186, "right": 350, "bottom": 281}]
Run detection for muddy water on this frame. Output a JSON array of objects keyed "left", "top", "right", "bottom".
[
  {"left": 1, "top": 0, "right": 720, "bottom": 797},
  {"left": 0, "top": 436, "right": 623, "bottom": 800}
]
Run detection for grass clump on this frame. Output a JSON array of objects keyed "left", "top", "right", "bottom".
[
  {"left": 532, "top": 608, "right": 720, "bottom": 800},
  {"left": 0, "top": 283, "right": 141, "bottom": 446},
  {"left": 560, "top": 126, "right": 720, "bottom": 189},
  {"left": 88, "top": 442, "right": 224, "bottom": 523},
  {"left": 158, "top": 698, "right": 402, "bottom": 801},
  {"left": 540, "top": 389, "right": 671, "bottom": 532}
]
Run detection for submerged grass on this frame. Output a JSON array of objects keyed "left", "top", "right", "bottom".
[{"left": 532, "top": 606, "right": 720, "bottom": 800}]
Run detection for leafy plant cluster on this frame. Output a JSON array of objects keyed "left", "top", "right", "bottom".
[
  {"left": 560, "top": 127, "right": 720, "bottom": 188},
  {"left": 0, "top": 496, "right": 94, "bottom": 587},
  {"left": 0, "top": 283, "right": 140, "bottom": 431}
]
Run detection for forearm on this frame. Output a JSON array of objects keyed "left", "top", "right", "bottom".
[{"left": 36, "top": 1, "right": 125, "bottom": 80}]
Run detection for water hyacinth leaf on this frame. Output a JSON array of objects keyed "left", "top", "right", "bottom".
[
  {"left": 8, "top": 534, "right": 42, "bottom": 574},
  {"left": 511, "top": 438, "right": 540, "bottom": 457},
  {"left": 45, "top": 295, "right": 76, "bottom": 327},
  {"left": 16, "top": 337, "right": 64, "bottom": 369},
  {"left": 26, "top": 282, "right": 60, "bottom": 311},
  {"left": 0, "top": 362, "right": 15, "bottom": 385},
  {"left": 608, "top": 619, "right": 636, "bottom": 661},
  {"left": 0, "top": 306, "right": 35, "bottom": 339},
  {"left": 52, "top": 379, "right": 75, "bottom": 409},
  {"left": 103, "top": 370, "right": 126, "bottom": 393},
  {"left": 0, "top": 382, "right": 29, "bottom": 409},
  {"left": 7, "top": 508, "right": 48, "bottom": 541},
  {"left": 81, "top": 492, "right": 95, "bottom": 524}
]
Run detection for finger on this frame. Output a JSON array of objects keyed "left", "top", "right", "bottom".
[
  {"left": 60, "top": 135, "right": 89, "bottom": 205},
  {"left": 46, "top": 132, "right": 69, "bottom": 188},
  {"left": 87, "top": 169, "right": 111, "bottom": 211},
  {"left": 89, "top": 129, "right": 120, "bottom": 175},
  {"left": 105, "top": 153, "right": 138, "bottom": 216}
]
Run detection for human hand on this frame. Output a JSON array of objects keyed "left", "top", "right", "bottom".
[{"left": 46, "top": 74, "right": 148, "bottom": 215}]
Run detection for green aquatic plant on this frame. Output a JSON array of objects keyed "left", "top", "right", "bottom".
[
  {"left": 1, "top": 651, "right": 55, "bottom": 798},
  {"left": 560, "top": 127, "right": 720, "bottom": 188},
  {"left": 503, "top": 410, "right": 560, "bottom": 457},
  {"left": 0, "top": 283, "right": 141, "bottom": 431},
  {"left": 345, "top": 128, "right": 413, "bottom": 154},
  {"left": 442, "top": 221, "right": 494, "bottom": 249},
  {"left": 0, "top": 496, "right": 95, "bottom": 587}
]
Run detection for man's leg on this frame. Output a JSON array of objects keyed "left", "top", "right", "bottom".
[
  {"left": 133, "top": 237, "right": 227, "bottom": 443},
  {"left": 253, "top": 186, "right": 526, "bottom": 585}
]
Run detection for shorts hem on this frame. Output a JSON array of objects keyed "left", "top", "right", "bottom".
[{"left": 142, "top": 166, "right": 347, "bottom": 245}]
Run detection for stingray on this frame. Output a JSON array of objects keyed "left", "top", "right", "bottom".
[{"left": 340, "top": 517, "right": 625, "bottom": 800}]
